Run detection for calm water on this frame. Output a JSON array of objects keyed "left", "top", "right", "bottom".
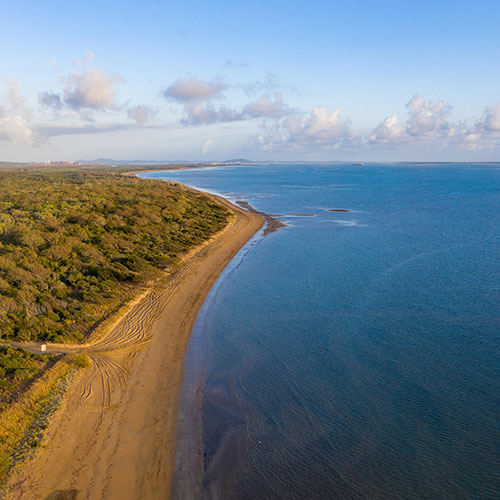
[{"left": 142, "top": 164, "right": 500, "bottom": 500}]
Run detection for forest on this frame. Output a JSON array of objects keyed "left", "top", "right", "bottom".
[{"left": 0, "top": 169, "right": 230, "bottom": 347}]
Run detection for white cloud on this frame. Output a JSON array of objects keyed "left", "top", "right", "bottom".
[
  {"left": 7, "top": 66, "right": 500, "bottom": 159},
  {"left": 0, "top": 79, "right": 36, "bottom": 146},
  {"left": 242, "top": 93, "right": 289, "bottom": 119},
  {"left": 63, "top": 69, "right": 118, "bottom": 110},
  {"left": 476, "top": 103, "right": 500, "bottom": 132},
  {"left": 0, "top": 116, "right": 35, "bottom": 145},
  {"left": 371, "top": 114, "right": 405, "bottom": 142},
  {"left": 40, "top": 53, "right": 121, "bottom": 114},
  {"left": 285, "top": 107, "right": 350, "bottom": 143},
  {"left": 368, "top": 95, "right": 456, "bottom": 149},
  {"left": 257, "top": 95, "right": 500, "bottom": 156},
  {"left": 180, "top": 94, "right": 291, "bottom": 126},
  {"left": 445, "top": 102, "right": 500, "bottom": 151},
  {"left": 254, "top": 95, "right": 497, "bottom": 155},
  {"left": 4, "top": 79, "right": 31, "bottom": 118},
  {"left": 164, "top": 75, "right": 293, "bottom": 126},
  {"left": 201, "top": 139, "right": 213, "bottom": 154},
  {"left": 255, "top": 106, "right": 352, "bottom": 152},
  {"left": 405, "top": 95, "right": 452, "bottom": 137},
  {"left": 127, "top": 104, "right": 157, "bottom": 124},
  {"left": 164, "top": 78, "right": 227, "bottom": 102}
]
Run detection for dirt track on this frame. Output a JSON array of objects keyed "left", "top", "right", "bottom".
[{"left": 4, "top": 196, "right": 262, "bottom": 500}]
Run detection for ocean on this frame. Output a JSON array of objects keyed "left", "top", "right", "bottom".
[{"left": 141, "top": 164, "right": 500, "bottom": 500}]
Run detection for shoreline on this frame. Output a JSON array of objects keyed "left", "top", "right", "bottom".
[
  {"left": 171, "top": 219, "right": 263, "bottom": 500},
  {"left": 122, "top": 162, "right": 246, "bottom": 177},
  {"left": 4, "top": 187, "right": 263, "bottom": 500}
]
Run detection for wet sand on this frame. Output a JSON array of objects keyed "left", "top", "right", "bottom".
[
  {"left": 234, "top": 201, "right": 286, "bottom": 236},
  {"left": 4, "top": 193, "right": 263, "bottom": 500}
]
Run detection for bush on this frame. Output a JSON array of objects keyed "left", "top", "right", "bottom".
[
  {"left": 72, "top": 354, "right": 90, "bottom": 368},
  {"left": 0, "top": 346, "right": 49, "bottom": 395},
  {"left": 0, "top": 171, "right": 230, "bottom": 345}
]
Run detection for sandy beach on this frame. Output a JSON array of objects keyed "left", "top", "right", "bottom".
[{"left": 4, "top": 193, "right": 262, "bottom": 500}]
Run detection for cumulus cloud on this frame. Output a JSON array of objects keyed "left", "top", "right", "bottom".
[
  {"left": 164, "top": 78, "right": 227, "bottom": 102},
  {"left": 371, "top": 114, "right": 406, "bottom": 142},
  {"left": 406, "top": 95, "right": 452, "bottom": 137},
  {"left": 254, "top": 95, "right": 479, "bottom": 155},
  {"left": 201, "top": 139, "right": 213, "bottom": 154},
  {"left": 476, "top": 103, "right": 500, "bottom": 132},
  {"left": 164, "top": 75, "right": 294, "bottom": 126},
  {"left": 127, "top": 104, "right": 157, "bottom": 124},
  {"left": 446, "top": 102, "right": 500, "bottom": 150},
  {"left": 5, "top": 79, "right": 27, "bottom": 113},
  {"left": 63, "top": 69, "right": 118, "bottom": 110},
  {"left": 242, "top": 93, "right": 289, "bottom": 119},
  {"left": 39, "top": 68, "right": 121, "bottom": 113},
  {"left": 0, "top": 116, "right": 35, "bottom": 145},
  {"left": 284, "top": 107, "right": 350, "bottom": 143},
  {"left": 178, "top": 92, "right": 500, "bottom": 154},
  {"left": 256, "top": 106, "right": 352, "bottom": 152},
  {"left": 369, "top": 95, "right": 455, "bottom": 147},
  {"left": 0, "top": 79, "right": 36, "bottom": 145}
]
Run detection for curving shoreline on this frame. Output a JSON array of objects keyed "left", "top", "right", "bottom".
[{"left": 4, "top": 189, "right": 263, "bottom": 500}]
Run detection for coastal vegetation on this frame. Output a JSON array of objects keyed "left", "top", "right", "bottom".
[
  {"left": 0, "top": 169, "right": 230, "bottom": 345},
  {"left": 0, "top": 346, "right": 55, "bottom": 397},
  {"left": 0, "top": 167, "right": 231, "bottom": 483}
]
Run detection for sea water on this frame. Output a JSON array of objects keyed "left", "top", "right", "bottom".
[{"left": 141, "top": 164, "right": 500, "bottom": 500}]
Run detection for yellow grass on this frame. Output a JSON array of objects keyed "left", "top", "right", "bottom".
[{"left": 0, "top": 356, "right": 80, "bottom": 482}]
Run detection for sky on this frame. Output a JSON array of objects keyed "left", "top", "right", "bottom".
[{"left": 1, "top": 0, "right": 500, "bottom": 162}]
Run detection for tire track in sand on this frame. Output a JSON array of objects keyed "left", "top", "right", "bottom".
[
  {"left": 3, "top": 195, "right": 265, "bottom": 500},
  {"left": 44, "top": 211, "right": 245, "bottom": 419}
]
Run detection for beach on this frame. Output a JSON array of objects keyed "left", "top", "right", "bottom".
[{"left": 4, "top": 192, "right": 262, "bottom": 500}]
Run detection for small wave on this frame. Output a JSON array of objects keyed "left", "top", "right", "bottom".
[
  {"left": 281, "top": 184, "right": 354, "bottom": 190},
  {"left": 280, "top": 185, "right": 324, "bottom": 190},
  {"left": 223, "top": 192, "right": 275, "bottom": 198},
  {"left": 278, "top": 214, "right": 316, "bottom": 218},
  {"left": 326, "top": 219, "right": 359, "bottom": 227}
]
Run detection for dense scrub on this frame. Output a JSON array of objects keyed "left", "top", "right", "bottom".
[{"left": 0, "top": 170, "right": 230, "bottom": 343}]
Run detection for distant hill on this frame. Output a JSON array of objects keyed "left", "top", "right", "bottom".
[{"left": 223, "top": 158, "right": 254, "bottom": 164}]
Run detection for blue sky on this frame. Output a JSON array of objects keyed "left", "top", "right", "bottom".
[{"left": 1, "top": 0, "right": 500, "bottom": 162}]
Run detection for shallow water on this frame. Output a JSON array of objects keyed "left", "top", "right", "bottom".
[{"left": 142, "top": 164, "right": 500, "bottom": 500}]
